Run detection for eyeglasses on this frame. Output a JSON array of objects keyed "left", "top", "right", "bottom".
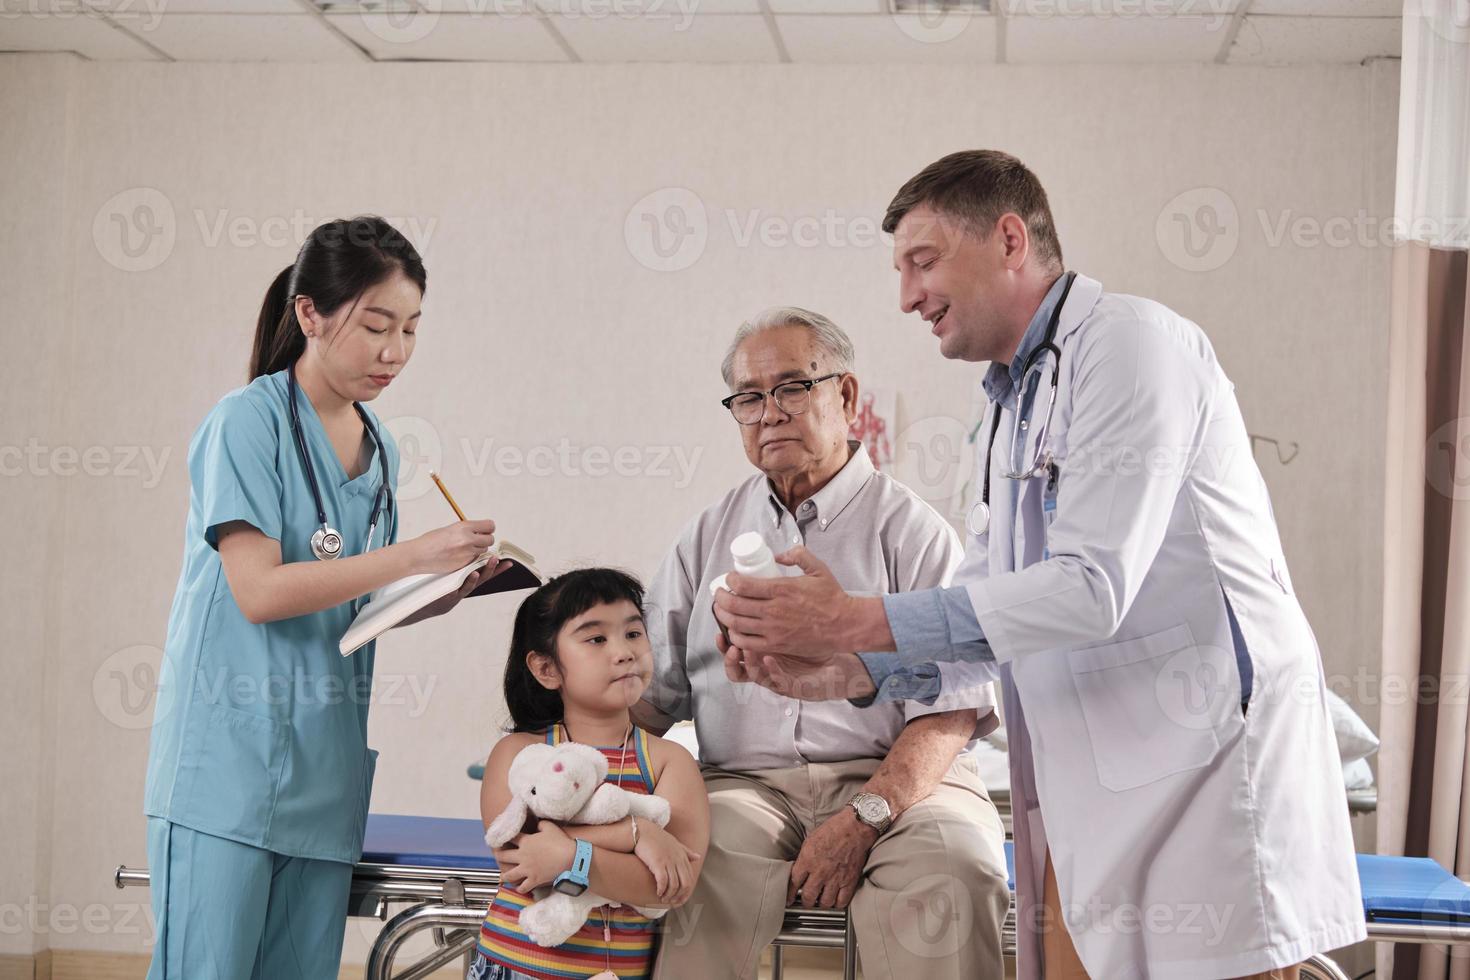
[{"left": 721, "top": 373, "right": 842, "bottom": 425}]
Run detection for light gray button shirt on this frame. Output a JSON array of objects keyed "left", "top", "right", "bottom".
[{"left": 642, "top": 439, "right": 999, "bottom": 771}]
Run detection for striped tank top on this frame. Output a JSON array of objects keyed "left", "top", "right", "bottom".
[{"left": 476, "top": 724, "right": 660, "bottom": 980}]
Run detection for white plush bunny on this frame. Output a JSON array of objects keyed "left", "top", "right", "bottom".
[{"left": 485, "top": 741, "right": 672, "bottom": 947}]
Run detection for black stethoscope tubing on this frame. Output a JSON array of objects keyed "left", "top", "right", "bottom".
[
  {"left": 976, "top": 271, "right": 1077, "bottom": 524},
  {"left": 286, "top": 363, "right": 395, "bottom": 560}
]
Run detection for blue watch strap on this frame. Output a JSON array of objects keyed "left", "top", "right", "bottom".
[{"left": 553, "top": 838, "right": 593, "bottom": 894}]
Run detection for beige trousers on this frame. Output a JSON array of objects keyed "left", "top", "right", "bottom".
[
  {"left": 1039, "top": 851, "right": 1303, "bottom": 980},
  {"left": 652, "top": 755, "right": 1010, "bottom": 980}
]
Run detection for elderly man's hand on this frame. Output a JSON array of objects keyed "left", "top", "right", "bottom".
[
  {"left": 711, "top": 546, "right": 862, "bottom": 659},
  {"left": 718, "top": 632, "right": 878, "bottom": 702},
  {"left": 788, "top": 808, "right": 878, "bottom": 909}
]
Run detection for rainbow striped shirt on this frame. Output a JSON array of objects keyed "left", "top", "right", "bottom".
[{"left": 476, "top": 724, "right": 661, "bottom": 980}]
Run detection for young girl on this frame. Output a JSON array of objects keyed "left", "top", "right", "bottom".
[{"left": 473, "top": 568, "right": 710, "bottom": 980}]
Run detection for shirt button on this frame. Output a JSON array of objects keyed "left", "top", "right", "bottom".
[
  {"left": 820, "top": 520, "right": 828, "bottom": 529},
  {"left": 784, "top": 708, "right": 794, "bottom": 717}
]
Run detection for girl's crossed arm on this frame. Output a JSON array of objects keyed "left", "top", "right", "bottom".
[{"left": 483, "top": 737, "right": 710, "bottom": 909}]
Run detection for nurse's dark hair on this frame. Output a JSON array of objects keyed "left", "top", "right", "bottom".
[
  {"left": 882, "top": 150, "right": 1064, "bottom": 272},
  {"left": 503, "top": 567, "right": 647, "bottom": 734},
  {"left": 250, "top": 215, "right": 427, "bottom": 381}
]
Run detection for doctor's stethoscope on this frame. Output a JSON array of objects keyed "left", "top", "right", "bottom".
[
  {"left": 287, "top": 363, "right": 396, "bottom": 562},
  {"left": 965, "top": 271, "right": 1076, "bottom": 538}
]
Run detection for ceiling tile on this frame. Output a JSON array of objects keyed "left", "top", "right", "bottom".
[
  {"left": 1007, "top": 13, "right": 1229, "bottom": 61},
  {"left": 429, "top": 0, "right": 759, "bottom": 12},
  {"left": 1003, "top": 0, "right": 1237, "bottom": 14},
  {"left": 139, "top": 12, "right": 364, "bottom": 60},
  {"left": 778, "top": 12, "right": 996, "bottom": 61},
  {"left": 327, "top": 10, "right": 567, "bottom": 59},
  {"left": 101, "top": 0, "right": 304, "bottom": 11},
  {"left": 550, "top": 11, "right": 778, "bottom": 60},
  {"left": 0, "top": 4, "right": 161, "bottom": 57},
  {"left": 1228, "top": 13, "right": 1400, "bottom": 62},
  {"left": 767, "top": 0, "right": 882, "bottom": 13},
  {"left": 1248, "top": 0, "right": 1398, "bottom": 15}
]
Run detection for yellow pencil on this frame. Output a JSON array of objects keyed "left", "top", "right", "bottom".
[{"left": 429, "top": 470, "right": 468, "bottom": 522}]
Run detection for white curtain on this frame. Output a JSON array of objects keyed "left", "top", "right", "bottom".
[
  {"left": 1394, "top": 0, "right": 1470, "bottom": 249},
  {"left": 1379, "top": 5, "right": 1470, "bottom": 979}
]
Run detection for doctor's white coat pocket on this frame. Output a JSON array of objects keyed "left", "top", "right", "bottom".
[{"left": 1067, "top": 623, "right": 1238, "bottom": 793}]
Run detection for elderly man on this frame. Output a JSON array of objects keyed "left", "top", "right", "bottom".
[{"left": 632, "top": 307, "right": 1009, "bottom": 980}]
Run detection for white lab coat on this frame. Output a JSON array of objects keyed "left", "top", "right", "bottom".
[{"left": 958, "top": 274, "right": 1365, "bottom": 977}]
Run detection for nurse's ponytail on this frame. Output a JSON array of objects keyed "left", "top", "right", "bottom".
[
  {"left": 252, "top": 264, "right": 299, "bottom": 380},
  {"left": 249, "top": 215, "right": 427, "bottom": 381}
]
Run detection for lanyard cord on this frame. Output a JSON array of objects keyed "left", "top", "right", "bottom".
[{"left": 561, "top": 721, "right": 632, "bottom": 977}]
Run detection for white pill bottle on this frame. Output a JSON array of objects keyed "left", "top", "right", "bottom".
[{"left": 709, "top": 531, "right": 801, "bottom": 598}]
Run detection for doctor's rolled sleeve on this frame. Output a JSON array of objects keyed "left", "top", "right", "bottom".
[{"left": 852, "top": 587, "right": 996, "bottom": 706}]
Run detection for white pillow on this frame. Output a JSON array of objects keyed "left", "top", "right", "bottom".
[
  {"left": 967, "top": 739, "right": 1012, "bottom": 794},
  {"left": 1343, "top": 757, "right": 1375, "bottom": 791},
  {"left": 1326, "top": 690, "right": 1379, "bottom": 764}
]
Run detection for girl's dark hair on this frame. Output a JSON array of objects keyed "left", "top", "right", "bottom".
[
  {"left": 251, "top": 215, "right": 427, "bottom": 381},
  {"left": 504, "top": 568, "right": 646, "bottom": 734}
]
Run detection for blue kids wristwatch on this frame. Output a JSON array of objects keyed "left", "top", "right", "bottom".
[{"left": 553, "top": 838, "right": 593, "bottom": 896}]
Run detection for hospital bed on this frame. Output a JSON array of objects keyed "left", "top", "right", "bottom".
[{"left": 115, "top": 813, "right": 1470, "bottom": 980}]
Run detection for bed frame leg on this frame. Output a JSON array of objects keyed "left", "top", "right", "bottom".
[{"left": 843, "top": 916, "right": 857, "bottom": 980}]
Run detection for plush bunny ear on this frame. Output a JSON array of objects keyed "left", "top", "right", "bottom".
[{"left": 484, "top": 795, "right": 528, "bottom": 848}]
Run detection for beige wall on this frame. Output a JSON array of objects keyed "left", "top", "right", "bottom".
[{"left": 0, "top": 53, "right": 1398, "bottom": 964}]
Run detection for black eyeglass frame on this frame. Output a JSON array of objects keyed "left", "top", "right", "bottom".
[{"left": 720, "top": 373, "right": 844, "bottom": 425}]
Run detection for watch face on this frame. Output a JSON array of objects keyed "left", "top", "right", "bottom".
[
  {"left": 554, "top": 878, "right": 588, "bottom": 897},
  {"left": 857, "top": 797, "right": 888, "bottom": 825}
]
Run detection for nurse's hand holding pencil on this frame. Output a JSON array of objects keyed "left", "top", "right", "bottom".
[{"left": 398, "top": 471, "right": 513, "bottom": 625}]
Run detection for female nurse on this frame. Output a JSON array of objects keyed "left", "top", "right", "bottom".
[{"left": 142, "top": 215, "right": 507, "bottom": 979}]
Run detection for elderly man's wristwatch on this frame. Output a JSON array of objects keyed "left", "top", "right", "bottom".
[{"left": 847, "top": 792, "right": 893, "bottom": 834}]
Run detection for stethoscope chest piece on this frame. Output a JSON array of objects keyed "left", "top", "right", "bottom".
[
  {"left": 288, "top": 363, "right": 394, "bottom": 563},
  {"left": 311, "top": 526, "right": 345, "bottom": 560},
  {"left": 966, "top": 500, "right": 991, "bottom": 537}
]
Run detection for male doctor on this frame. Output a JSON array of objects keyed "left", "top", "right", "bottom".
[{"left": 711, "top": 150, "right": 1365, "bottom": 979}]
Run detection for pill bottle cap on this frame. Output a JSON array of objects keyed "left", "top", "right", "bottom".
[{"left": 730, "top": 532, "right": 769, "bottom": 564}]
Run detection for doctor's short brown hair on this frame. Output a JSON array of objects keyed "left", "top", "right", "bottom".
[{"left": 883, "top": 150, "right": 1064, "bottom": 272}]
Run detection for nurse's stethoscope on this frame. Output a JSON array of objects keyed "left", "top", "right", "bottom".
[
  {"left": 966, "top": 271, "right": 1077, "bottom": 538},
  {"left": 287, "top": 363, "right": 395, "bottom": 561}
]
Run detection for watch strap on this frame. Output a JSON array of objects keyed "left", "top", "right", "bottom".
[{"left": 553, "top": 838, "right": 593, "bottom": 894}]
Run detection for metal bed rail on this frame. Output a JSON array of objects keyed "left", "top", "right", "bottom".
[{"left": 115, "top": 861, "right": 1462, "bottom": 980}]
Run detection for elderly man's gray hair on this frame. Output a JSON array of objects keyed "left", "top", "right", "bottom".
[{"left": 720, "top": 306, "right": 856, "bottom": 388}]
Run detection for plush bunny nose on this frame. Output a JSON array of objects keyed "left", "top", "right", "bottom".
[{"left": 552, "top": 762, "right": 564, "bottom": 773}]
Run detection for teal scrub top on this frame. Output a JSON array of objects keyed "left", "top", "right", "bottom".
[{"left": 144, "top": 368, "right": 401, "bottom": 865}]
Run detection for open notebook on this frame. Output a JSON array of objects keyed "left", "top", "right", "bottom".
[{"left": 340, "top": 541, "right": 545, "bottom": 656}]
